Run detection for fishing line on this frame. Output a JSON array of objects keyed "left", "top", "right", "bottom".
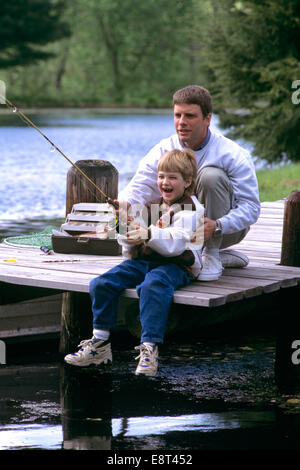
[
  {"left": 16, "top": 107, "right": 103, "bottom": 205},
  {"left": 0, "top": 95, "right": 118, "bottom": 209}
]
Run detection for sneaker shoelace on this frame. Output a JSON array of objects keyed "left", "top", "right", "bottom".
[
  {"left": 73, "top": 339, "right": 96, "bottom": 356},
  {"left": 135, "top": 344, "right": 155, "bottom": 365},
  {"left": 78, "top": 339, "right": 93, "bottom": 349}
]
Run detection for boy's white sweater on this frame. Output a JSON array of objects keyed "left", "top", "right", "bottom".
[
  {"left": 119, "top": 130, "right": 261, "bottom": 235},
  {"left": 118, "top": 195, "right": 205, "bottom": 279}
]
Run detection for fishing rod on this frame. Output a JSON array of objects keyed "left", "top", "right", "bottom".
[{"left": 1, "top": 95, "right": 118, "bottom": 209}]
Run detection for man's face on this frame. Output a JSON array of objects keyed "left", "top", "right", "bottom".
[{"left": 174, "top": 103, "right": 211, "bottom": 150}]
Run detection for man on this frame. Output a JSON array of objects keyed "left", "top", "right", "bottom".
[{"left": 117, "top": 85, "right": 260, "bottom": 280}]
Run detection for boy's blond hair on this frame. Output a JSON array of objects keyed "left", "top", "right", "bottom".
[{"left": 157, "top": 148, "right": 197, "bottom": 197}]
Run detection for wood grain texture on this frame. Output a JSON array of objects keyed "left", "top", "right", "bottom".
[{"left": 1, "top": 199, "right": 300, "bottom": 308}]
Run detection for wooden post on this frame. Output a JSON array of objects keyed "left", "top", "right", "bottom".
[
  {"left": 275, "top": 190, "right": 300, "bottom": 390},
  {"left": 280, "top": 190, "right": 300, "bottom": 267},
  {"left": 59, "top": 159, "right": 118, "bottom": 355},
  {"left": 60, "top": 365, "right": 112, "bottom": 449},
  {"left": 65, "top": 159, "right": 118, "bottom": 215}
]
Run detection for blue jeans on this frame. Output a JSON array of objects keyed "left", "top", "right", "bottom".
[{"left": 89, "top": 259, "right": 191, "bottom": 344}]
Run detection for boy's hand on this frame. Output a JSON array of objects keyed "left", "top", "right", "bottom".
[
  {"left": 156, "top": 209, "right": 174, "bottom": 228},
  {"left": 126, "top": 225, "right": 148, "bottom": 245}
]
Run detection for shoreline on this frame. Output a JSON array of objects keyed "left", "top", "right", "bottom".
[{"left": 0, "top": 105, "right": 173, "bottom": 115}]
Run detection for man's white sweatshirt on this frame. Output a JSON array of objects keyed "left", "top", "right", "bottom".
[{"left": 119, "top": 129, "right": 261, "bottom": 235}]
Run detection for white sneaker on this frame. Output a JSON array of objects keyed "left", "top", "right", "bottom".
[
  {"left": 197, "top": 253, "right": 223, "bottom": 281},
  {"left": 220, "top": 249, "right": 249, "bottom": 268},
  {"left": 64, "top": 338, "right": 112, "bottom": 367},
  {"left": 135, "top": 343, "right": 159, "bottom": 377}
]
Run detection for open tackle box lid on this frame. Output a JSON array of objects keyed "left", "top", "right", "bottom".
[
  {"left": 51, "top": 202, "right": 121, "bottom": 255},
  {"left": 71, "top": 202, "right": 115, "bottom": 212},
  {"left": 60, "top": 202, "right": 117, "bottom": 233}
]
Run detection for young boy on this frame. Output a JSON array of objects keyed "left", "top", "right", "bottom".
[{"left": 64, "top": 148, "right": 204, "bottom": 376}]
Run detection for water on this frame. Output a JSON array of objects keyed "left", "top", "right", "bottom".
[
  {"left": 0, "top": 108, "right": 255, "bottom": 239},
  {"left": 0, "top": 109, "right": 176, "bottom": 237},
  {"left": 1, "top": 335, "right": 300, "bottom": 452}
]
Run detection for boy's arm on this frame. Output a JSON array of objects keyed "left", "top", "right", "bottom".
[{"left": 145, "top": 208, "right": 204, "bottom": 257}]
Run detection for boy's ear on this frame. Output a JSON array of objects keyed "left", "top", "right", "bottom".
[{"left": 184, "top": 177, "right": 192, "bottom": 188}]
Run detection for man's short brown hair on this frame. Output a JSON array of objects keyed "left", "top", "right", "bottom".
[{"left": 173, "top": 85, "right": 212, "bottom": 118}]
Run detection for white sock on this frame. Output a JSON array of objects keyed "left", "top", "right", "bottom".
[
  {"left": 93, "top": 329, "right": 110, "bottom": 342},
  {"left": 143, "top": 342, "right": 156, "bottom": 349}
]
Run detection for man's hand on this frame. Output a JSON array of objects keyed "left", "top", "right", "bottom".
[
  {"left": 203, "top": 217, "right": 217, "bottom": 241},
  {"left": 126, "top": 225, "right": 148, "bottom": 245},
  {"left": 190, "top": 216, "right": 216, "bottom": 244}
]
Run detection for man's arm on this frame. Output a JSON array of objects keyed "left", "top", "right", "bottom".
[
  {"left": 118, "top": 141, "right": 172, "bottom": 206},
  {"left": 217, "top": 147, "right": 260, "bottom": 234}
]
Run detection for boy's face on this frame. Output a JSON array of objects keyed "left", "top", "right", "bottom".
[{"left": 157, "top": 171, "right": 191, "bottom": 205}]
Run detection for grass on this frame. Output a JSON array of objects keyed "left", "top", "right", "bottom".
[{"left": 256, "top": 163, "right": 300, "bottom": 202}]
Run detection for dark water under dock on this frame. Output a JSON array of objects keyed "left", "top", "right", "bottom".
[{"left": 1, "top": 325, "right": 300, "bottom": 452}]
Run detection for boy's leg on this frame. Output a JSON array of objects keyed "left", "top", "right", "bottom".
[
  {"left": 90, "top": 259, "right": 151, "bottom": 331},
  {"left": 134, "top": 263, "right": 190, "bottom": 376},
  {"left": 137, "top": 263, "right": 190, "bottom": 343},
  {"left": 64, "top": 259, "right": 150, "bottom": 367}
]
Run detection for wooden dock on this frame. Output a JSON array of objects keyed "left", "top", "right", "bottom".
[
  {"left": 1, "top": 200, "right": 300, "bottom": 309},
  {"left": 1, "top": 198, "right": 300, "bottom": 388}
]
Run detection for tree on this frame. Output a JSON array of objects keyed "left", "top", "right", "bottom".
[
  {"left": 0, "top": 0, "right": 70, "bottom": 68},
  {"left": 0, "top": 0, "right": 211, "bottom": 107},
  {"left": 202, "top": 0, "right": 300, "bottom": 164},
  {"left": 88, "top": 0, "right": 192, "bottom": 104}
]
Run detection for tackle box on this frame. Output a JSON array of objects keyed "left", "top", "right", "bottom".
[{"left": 51, "top": 202, "right": 122, "bottom": 255}]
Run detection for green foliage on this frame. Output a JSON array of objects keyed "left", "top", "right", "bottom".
[
  {"left": 86, "top": 0, "right": 192, "bottom": 103},
  {"left": 202, "top": 0, "right": 300, "bottom": 163},
  {"left": 0, "top": 0, "right": 70, "bottom": 68},
  {"left": 257, "top": 163, "right": 300, "bottom": 202},
  {"left": 0, "top": 0, "right": 211, "bottom": 107},
  {"left": 1, "top": 0, "right": 299, "bottom": 166}
]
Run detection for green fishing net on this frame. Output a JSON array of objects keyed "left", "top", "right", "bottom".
[{"left": 2, "top": 226, "right": 57, "bottom": 249}]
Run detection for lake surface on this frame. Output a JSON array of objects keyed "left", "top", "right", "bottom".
[{"left": 0, "top": 108, "right": 255, "bottom": 239}]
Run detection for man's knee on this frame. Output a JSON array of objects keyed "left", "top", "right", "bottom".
[
  {"left": 197, "top": 166, "right": 230, "bottom": 191},
  {"left": 195, "top": 166, "right": 233, "bottom": 219}
]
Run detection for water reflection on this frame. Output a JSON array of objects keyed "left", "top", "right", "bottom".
[
  {"left": 1, "top": 343, "right": 300, "bottom": 450},
  {"left": 60, "top": 365, "right": 112, "bottom": 450},
  {"left": 0, "top": 424, "right": 62, "bottom": 450}
]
